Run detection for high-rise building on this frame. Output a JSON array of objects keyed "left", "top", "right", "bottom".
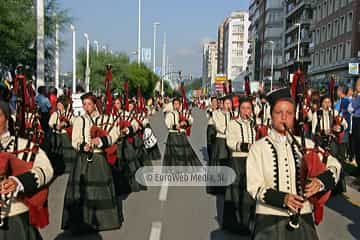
[
  {"left": 247, "top": 0, "right": 283, "bottom": 88},
  {"left": 202, "top": 41, "right": 218, "bottom": 92},
  {"left": 280, "top": 0, "right": 313, "bottom": 81},
  {"left": 309, "top": 0, "right": 360, "bottom": 87},
  {"left": 223, "top": 10, "right": 250, "bottom": 90}
]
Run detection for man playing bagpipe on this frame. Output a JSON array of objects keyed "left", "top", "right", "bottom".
[
  {"left": 223, "top": 97, "right": 256, "bottom": 234},
  {"left": 0, "top": 101, "right": 54, "bottom": 240},
  {"left": 247, "top": 88, "right": 341, "bottom": 240},
  {"left": 61, "top": 92, "right": 124, "bottom": 235},
  {"left": 48, "top": 95, "right": 76, "bottom": 175},
  {"left": 163, "top": 97, "right": 201, "bottom": 166}
]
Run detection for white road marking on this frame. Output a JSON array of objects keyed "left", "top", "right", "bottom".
[
  {"left": 149, "top": 221, "right": 162, "bottom": 240},
  {"left": 159, "top": 180, "right": 169, "bottom": 201}
]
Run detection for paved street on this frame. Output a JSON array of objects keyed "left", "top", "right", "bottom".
[{"left": 40, "top": 109, "right": 360, "bottom": 240}]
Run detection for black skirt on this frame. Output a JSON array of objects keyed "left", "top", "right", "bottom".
[
  {"left": 253, "top": 214, "right": 318, "bottom": 240},
  {"left": 206, "top": 125, "right": 216, "bottom": 162},
  {"left": 206, "top": 138, "right": 229, "bottom": 195},
  {"left": 0, "top": 212, "right": 42, "bottom": 240},
  {"left": 163, "top": 132, "right": 201, "bottom": 166},
  {"left": 223, "top": 156, "right": 255, "bottom": 234},
  {"left": 146, "top": 144, "right": 161, "bottom": 161},
  {"left": 112, "top": 137, "right": 147, "bottom": 195},
  {"left": 59, "top": 133, "right": 77, "bottom": 174},
  {"left": 62, "top": 152, "right": 123, "bottom": 232}
]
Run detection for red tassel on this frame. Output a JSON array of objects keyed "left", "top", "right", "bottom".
[{"left": 105, "top": 145, "right": 118, "bottom": 165}]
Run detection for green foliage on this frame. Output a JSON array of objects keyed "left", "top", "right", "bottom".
[
  {"left": 77, "top": 48, "right": 162, "bottom": 97},
  {"left": 0, "top": 0, "right": 72, "bottom": 79},
  {"left": 185, "top": 77, "right": 202, "bottom": 92}
]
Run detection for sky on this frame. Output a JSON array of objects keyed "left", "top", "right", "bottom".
[{"left": 59, "top": 0, "right": 249, "bottom": 78}]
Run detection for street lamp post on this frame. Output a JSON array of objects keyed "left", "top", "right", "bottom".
[
  {"left": 70, "top": 24, "right": 76, "bottom": 94},
  {"left": 295, "top": 23, "right": 301, "bottom": 62},
  {"left": 153, "top": 22, "right": 160, "bottom": 73},
  {"left": 137, "top": 0, "right": 141, "bottom": 65},
  {"left": 94, "top": 40, "right": 99, "bottom": 55},
  {"left": 55, "top": 15, "right": 60, "bottom": 89},
  {"left": 102, "top": 45, "right": 107, "bottom": 54},
  {"left": 36, "top": 0, "right": 45, "bottom": 87},
  {"left": 84, "top": 33, "right": 90, "bottom": 92},
  {"left": 268, "top": 40, "right": 275, "bottom": 91},
  {"left": 161, "top": 32, "right": 167, "bottom": 97}
]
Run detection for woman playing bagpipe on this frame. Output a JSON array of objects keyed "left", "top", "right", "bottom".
[
  {"left": 246, "top": 88, "right": 341, "bottom": 240},
  {"left": 223, "top": 97, "right": 256, "bottom": 234},
  {"left": 61, "top": 92, "right": 124, "bottom": 234},
  {"left": 111, "top": 96, "right": 148, "bottom": 195},
  {"left": 163, "top": 92, "right": 201, "bottom": 166},
  {"left": 47, "top": 95, "right": 76, "bottom": 175},
  {"left": 206, "top": 95, "right": 232, "bottom": 195},
  {"left": 206, "top": 96, "right": 218, "bottom": 163},
  {"left": 135, "top": 86, "right": 160, "bottom": 163},
  {"left": 0, "top": 101, "right": 54, "bottom": 240}
]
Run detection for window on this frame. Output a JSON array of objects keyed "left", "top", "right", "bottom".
[
  {"left": 334, "top": 0, "right": 340, "bottom": 11},
  {"left": 347, "top": 12, "right": 353, "bottom": 32},
  {"left": 322, "top": 26, "right": 326, "bottom": 42},
  {"left": 316, "top": 29, "right": 320, "bottom": 44},
  {"left": 318, "top": 5, "right": 322, "bottom": 21},
  {"left": 332, "top": 46, "right": 337, "bottom": 62},
  {"left": 334, "top": 19, "right": 339, "bottom": 37},
  {"left": 323, "top": 1, "right": 328, "bottom": 18},
  {"left": 315, "top": 52, "right": 320, "bottom": 66},
  {"left": 345, "top": 40, "right": 352, "bottom": 58},
  {"left": 327, "top": 23, "right": 332, "bottom": 40},
  {"left": 326, "top": 48, "right": 331, "bottom": 64},
  {"left": 328, "top": 0, "right": 333, "bottom": 15},
  {"left": 340, "top": 16, "right": 345, "bottom": 35},
  {"left": 338, "top": 43, "right": 344, "bottom": 61}
]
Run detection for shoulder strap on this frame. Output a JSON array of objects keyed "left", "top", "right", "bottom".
[{"left": 81, "top": 116, "right": 86, "bottom": 143}]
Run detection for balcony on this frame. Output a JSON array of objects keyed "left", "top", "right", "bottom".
[
  {"left": 285, "top": 37, "right": 311, "bottom": 51},
  {"left": 285, "top": 21, "right": 311, "bottom": 36},
  {"left": 286, "top": 0, "right": 312, "bottom": 19}
]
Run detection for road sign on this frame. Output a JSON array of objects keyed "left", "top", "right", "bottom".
[{"left": 349, "top": 63, "right": 359, "bottom": 75}]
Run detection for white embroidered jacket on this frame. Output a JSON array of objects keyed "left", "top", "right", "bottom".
[{"left": 247, "top": 129, "right": 341, "bottom": 216}]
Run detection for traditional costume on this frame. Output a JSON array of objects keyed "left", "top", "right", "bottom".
[
  {"left": 62, "top": 93, "right": 123, "bottom": 233},
  {"left": 0, "top": 101, "right": 53, "bottom": 240},
  {"left": 247, "top": 88, "right": 341, "bottom": 240},
  {"left": 223, "top": 101, "right": 256, "bottom": 233}
]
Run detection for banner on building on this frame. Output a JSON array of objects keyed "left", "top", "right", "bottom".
[
  {"left": 349, "top": 63, "right": 359, "bottom": 75},
  {"left": 142, "top": 48, "right": 152, "bottom": 63}
]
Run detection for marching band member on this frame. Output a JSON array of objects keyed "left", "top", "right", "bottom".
[
  {"left": 207, "top": 96, "right": 232, "bottom": 195},
  {"left": 206, "top": 96, "right": 218, "bottom": 163},
  {"left": 223, "top": 97, "right": 256, "bottom": 234},
  {"left": 163, "top": 97, "right": 200, "bottom": 166},
  {"left": 311, "top": 96, "right": 348, "bottom": 147},
  {"left": 61, "top": 92, "right": 123, "bottom": 234},
  {"left": 48, "top": 95, "right": 76, "bottom": 174},
  {"left": 0, "top": 101, "right": 54, "bottom": 239},
  {"left": 247, "top": 88, "right": 341, "bottom": 239}
]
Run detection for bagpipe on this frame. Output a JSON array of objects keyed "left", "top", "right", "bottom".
[
  {"left": 329, "top": 76, "right": 345, "bottom": 144},
  {"left": 284, "top": 124, "right": 331, "bottom": 229},
  {"left": 0, "top": 73, "right": 50, "bottom": 228},
  {"left": 59, "top": 95, "right": 74, "bottom": 139},
  {"left": 255, "top": 102, "right": 269, "bottom": 140},
  {"left": 179, "top": 82, "right": 192, "bottom": 136}
]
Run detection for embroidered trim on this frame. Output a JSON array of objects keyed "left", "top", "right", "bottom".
[
  {"left": 290, "top": 143, "right": 303, "bottom": 195},
  {"left": 265, "top": 138, "right": 279, "bottom": 191}
]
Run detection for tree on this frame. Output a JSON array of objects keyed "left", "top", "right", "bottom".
[
  {"left": 76, "top": 48, "right": 162, "bottom": 97},
  {"left": 0, "top": 0, "right": 72, "bottom": 80}
]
